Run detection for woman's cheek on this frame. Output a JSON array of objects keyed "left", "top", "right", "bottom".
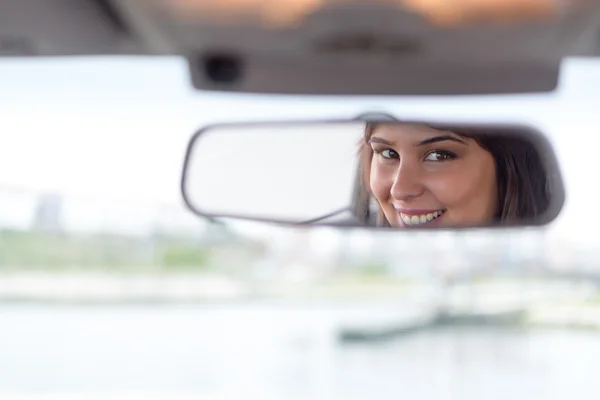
[
  {"left": 370, "top": 166, "right": 391, "bottom": 202},
  {"left": 424, "top": 172, "right": 465, "bottom": 206},
  {"left": 427, "top": 167, "right": 497, "bottom": 223}
]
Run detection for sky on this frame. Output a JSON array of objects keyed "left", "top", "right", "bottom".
[{"left": 0, "top": 56, "right": 599, "bottom": 241}]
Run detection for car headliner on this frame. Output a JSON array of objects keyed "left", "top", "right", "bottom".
[{"left": 1, "top": 0, "right": 598, "bottom": 58}]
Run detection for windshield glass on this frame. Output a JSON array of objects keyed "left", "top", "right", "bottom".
[{"left": 1, "top": 56, "right": 599, "bottom": 399}]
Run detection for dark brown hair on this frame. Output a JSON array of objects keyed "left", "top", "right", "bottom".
[{"left": 358, "top": 122, "right": 550, "bottom": 226}]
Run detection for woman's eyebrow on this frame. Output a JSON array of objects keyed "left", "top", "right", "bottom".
[
  {"left": 417, "top": 135, "right": 467, "bottom": 146},
  {"left": 368, "top": 137, "right": 394, "bottom": 145}
]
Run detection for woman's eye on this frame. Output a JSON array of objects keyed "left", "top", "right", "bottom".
[
  {"left": 380, "top": 149, "right": 399, "bottom": 159},
  {"left": 424, "top": 150, "right": 456, "bottom": 162}
]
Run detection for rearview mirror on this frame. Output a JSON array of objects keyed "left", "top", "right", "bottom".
[{"left": 181, "top": 119, "right": 564, "bottom": 229}]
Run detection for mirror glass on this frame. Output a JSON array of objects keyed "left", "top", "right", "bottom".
[
  {"left": 183, "top": 122, "right": 361, "bottom": 222},
  {"left": 182, "top": 120, "right": 564, "bottom": 229}
]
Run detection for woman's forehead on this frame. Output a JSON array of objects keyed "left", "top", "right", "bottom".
[{"left": 373, "top": 123, "right": 459, "bottom": 140}]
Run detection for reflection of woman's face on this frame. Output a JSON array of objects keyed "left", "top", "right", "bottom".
[{"left": 368, "top": 124, "right": 499, "bottom": 227}]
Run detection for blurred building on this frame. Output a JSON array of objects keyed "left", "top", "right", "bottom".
[{"left": 31, "top": 193, "right": 64, "bottom": 233}]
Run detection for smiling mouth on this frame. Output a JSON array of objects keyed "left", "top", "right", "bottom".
[{"left": 399, "top": 210, "right": 446, "bottom": 226}]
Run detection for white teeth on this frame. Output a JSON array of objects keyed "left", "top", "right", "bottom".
[{"left": 399, "top": 210, "right": 445, "bottom": 226}]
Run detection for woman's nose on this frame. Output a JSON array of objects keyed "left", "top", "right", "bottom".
[{"left": 390, "top": 162, "right": 424, "bottom": 200}]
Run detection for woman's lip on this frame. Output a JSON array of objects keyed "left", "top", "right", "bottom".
[{"left": 393, "top": 208, "right": 445, "bottom": 215}]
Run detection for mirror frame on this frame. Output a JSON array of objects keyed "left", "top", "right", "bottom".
[{"left": 181, "top": 117, "right": 566, "bottom": 231}]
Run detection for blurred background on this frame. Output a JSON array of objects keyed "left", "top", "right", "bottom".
[
  {"left": 1, "top": 56, "right": 600, "bottom": 399},
  {"left": 0, "top": 184, "right": 588, "bottom": 304}
]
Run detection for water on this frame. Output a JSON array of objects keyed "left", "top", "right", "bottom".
[{"left": 0, "top": 302, "right": 600, "bottom": 399}]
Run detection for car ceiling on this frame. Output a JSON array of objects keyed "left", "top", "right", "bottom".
[
  {"left": 3, "top": 0, "right": 600, "bottom": 96},
  {"left": 0, "top": 0, "right": 144, "bottom": 56},
  {"left": 2, "top": 0, "right": 600, "bottom": 58}
]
